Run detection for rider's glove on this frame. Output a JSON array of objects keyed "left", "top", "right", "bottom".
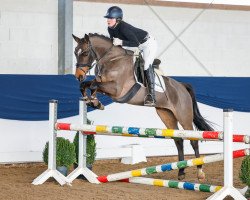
[
  {"left": 134, "top": 48, "right": 140, "bottom": 56},
  {"left": 113, "top": 38, "right": 123, "bottom": 46}
]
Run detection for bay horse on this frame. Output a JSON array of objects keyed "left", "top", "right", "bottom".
[{"left": 73, "top": 33, "right": 213, "bottom": 182}]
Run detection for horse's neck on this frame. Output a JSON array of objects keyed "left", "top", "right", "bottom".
[
  {"left": 91, "top": 39, "right": 132, "bottom": 73},
  {"left": 92, "top": 39, "right": 124, "bottom": 60}
]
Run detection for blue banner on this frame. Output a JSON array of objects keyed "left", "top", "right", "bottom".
[{"left": 0, "top": 74, "right": 249, "bottom": 121}]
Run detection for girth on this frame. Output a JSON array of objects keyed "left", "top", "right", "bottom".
[{"left": 114, "top": 83, "right": 141, "bottom": 103}]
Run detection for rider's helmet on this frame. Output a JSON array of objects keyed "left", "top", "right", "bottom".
[{"left": 104, "top": 6, "right": 123, "bottom": 20}]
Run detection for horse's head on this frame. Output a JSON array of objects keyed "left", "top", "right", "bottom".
[{"left": 73, "top": 34, "right": 96, "bottom": 82}]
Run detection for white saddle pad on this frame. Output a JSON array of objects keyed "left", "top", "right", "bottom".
[
  {"left": 135, "top": 70, "right": 166, "bottom": 93},
  {"left": 154, "top": 73, "right": 166, "bottom": 93}
]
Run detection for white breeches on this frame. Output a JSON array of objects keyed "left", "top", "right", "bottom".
[{"left": 138, "top": 35, "right": 157, "bottom": 70}]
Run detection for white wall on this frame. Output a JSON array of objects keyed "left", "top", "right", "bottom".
[
  {"left": 0, "top": 0, "right": 250, "bottom": 76},
  {"left": 73, "top": 1, "right": 250, "bottom": 76},
  {"left": 0, "top": 0, "right": 58, "bottom": 74}
]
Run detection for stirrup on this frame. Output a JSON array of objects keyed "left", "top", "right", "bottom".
[{"left": 144, "top": 94, "right": 156, "bottom": 107}]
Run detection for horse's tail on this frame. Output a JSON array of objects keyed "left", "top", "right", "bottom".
[{"left": 183, "top": 83, "right": 214, "bottom": 131}]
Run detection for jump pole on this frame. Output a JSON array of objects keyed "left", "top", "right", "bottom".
[
  {"left": 121, "top": 177, "right": 247, "bottom": 194},
  {"left": 121, "top": 177, "right": 222, "bottom": 193},
  {"left": 32, "top": 100, "right": 68, "bottom": 185},
  {"left": 96, "top": 148, "right": 249, "bottom": 183},
  {"left": 56, "top": 123, "right": 250, "bottom": 144}
]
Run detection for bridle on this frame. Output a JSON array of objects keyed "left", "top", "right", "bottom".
[{"left": 75, "top": 38, "right": 114, "bottom": 75}]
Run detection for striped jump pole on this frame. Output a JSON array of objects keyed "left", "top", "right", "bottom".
[
  {"left": 121, "top": 177, "right": 222, "bottom": 193},
  {"left": 56, "top": 123, "right": 250, "bottom": 144},
  {"left": 122, "top": 177, "right": 247, "bottom": 195},
  {"left": 97, "top": 148, "right": 250, "bottom": 183}
]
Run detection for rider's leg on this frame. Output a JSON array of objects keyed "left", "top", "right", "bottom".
[
  {"left": 139, "top": 35, "right": 157, "bottom": 106},
  {"left": 144, "top": 64, "right": 156, "bottom": 106}
]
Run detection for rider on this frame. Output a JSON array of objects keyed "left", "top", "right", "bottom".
[{"left": 104, "top": 6, "right": 157, "bottom": 106}]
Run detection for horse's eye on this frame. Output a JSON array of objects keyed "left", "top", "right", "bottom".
[{"left": 83, "top": 51, "right": 88, "bottom": 56}]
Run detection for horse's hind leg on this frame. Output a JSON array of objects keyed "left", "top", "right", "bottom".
[
  {"left": 180, "top": 122, "right": 206, "bottom": 182},
  {"left": 173, "top": 138, "right": 186, "bottom": 180},
  {"left": 191, "top": 140, "right": 206, "bottom": 182},
  {"left": 155, "top": 108, "right": 185, "bottom": 180}
]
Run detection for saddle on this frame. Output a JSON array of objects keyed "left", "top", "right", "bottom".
[{"left": 134, "top": 52, "right": 162, "bottom": 86}]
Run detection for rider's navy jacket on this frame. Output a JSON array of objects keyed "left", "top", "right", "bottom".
[{"left": 108, "top": 21, "right": 148, "bottom": 47}]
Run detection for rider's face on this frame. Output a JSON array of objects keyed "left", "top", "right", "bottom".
[{"left": 107, "top": 18, "right": 116, "bottom": 27}]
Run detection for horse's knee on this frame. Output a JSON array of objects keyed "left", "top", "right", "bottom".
[{"left": 90, "top": 82, "right": 98, "bottom": 90}]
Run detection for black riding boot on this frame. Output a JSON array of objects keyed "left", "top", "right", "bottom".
[{"left": 144, "top": 65, "right": 156, "bottom": 106}]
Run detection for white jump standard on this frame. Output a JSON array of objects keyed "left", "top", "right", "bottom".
[
  {"left": 33, "top": 99, "right": 249, "bottom": 200},
  {"left": 32, "top": 100, "right": 68, "bottom": 186},
  {"left": 32, "top": 99, "right": 99, "bottom": 185}
]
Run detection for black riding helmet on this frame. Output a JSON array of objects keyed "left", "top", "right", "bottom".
[{"left": 104, "top": 6, "right": 123, "bottom": 20}]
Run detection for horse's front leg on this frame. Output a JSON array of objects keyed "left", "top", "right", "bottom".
[
  {"left": 89, "top": 82, "right": 105, "bottom": 110},
  {"left": 88, "top": 80, "right": 118, "bottom": 110},
  {"left": 80, "top": 81, "right": 93, "bottom": 105}
]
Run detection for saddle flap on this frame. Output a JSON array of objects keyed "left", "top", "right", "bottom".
[{"left": 134, "top": 54, "right": 162, "bottom": 86}]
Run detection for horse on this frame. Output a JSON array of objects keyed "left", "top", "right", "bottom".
[{"left": 73, "top": 33, "right": 213, "bottom": 182}]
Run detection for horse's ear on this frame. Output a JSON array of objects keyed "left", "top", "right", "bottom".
[
  {"left": 72, "top": 34, "right": 81, "bottom": 43},
  {"left": 84, "top": 34, "right": 89, "bottom": 42}
]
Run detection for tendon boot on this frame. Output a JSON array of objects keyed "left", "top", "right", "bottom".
[{"left": 144, "top": 65, "right": 156, "bottom": 106}]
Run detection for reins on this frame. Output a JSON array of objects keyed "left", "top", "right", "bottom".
[{"left": 75, "top": 35, "right": 135, "bottom": 78}]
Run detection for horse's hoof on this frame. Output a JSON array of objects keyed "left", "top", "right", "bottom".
[
  {"left": 198, "top": 171, "right": 206, "bottom": 183},
  {"left": 91, "top": 99, "right": 99, "bottom": 106},
  {"left": 97, "top": 103, "right": 105, "bottom": 110},
  {"left": 178, "top": 174, "right": 185, "bottom": 180},
  {"left": 198, "top": 177, "right": 206, "bottom": 183},
  {"left": 91, "top": 99, "right": 105, "bottom": 110}
]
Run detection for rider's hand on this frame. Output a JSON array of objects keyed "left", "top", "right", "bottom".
[
  {"left": 134, "top": 48, "right": 140, "bottom": 55},
  {"left": 113, "top": 38, "right": 122, "bottom": 46}
]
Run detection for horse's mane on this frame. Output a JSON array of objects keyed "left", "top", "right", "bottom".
[
  {"left": 88, "top": 33, "right": 111, "bottom": 42},
  {"left": 88, "top": 32, "right": 134, "bottom": 54}
]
